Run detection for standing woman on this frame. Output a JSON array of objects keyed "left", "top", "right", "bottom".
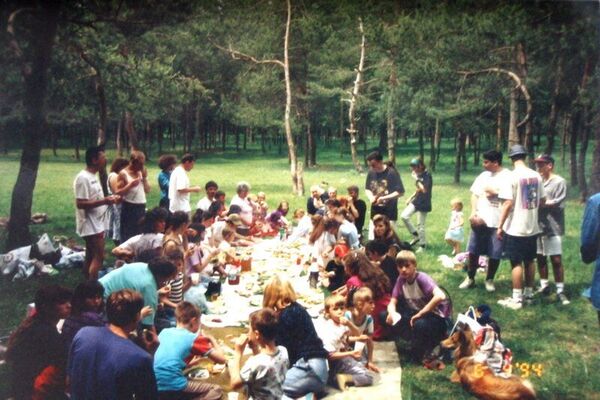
[
  {"left": 263, "top": 275, "right": 329, "bottom": 398},
  {"left": 107, "top": 157, "right": 129, "bottom": 245},
  {"left": 118, "top": 150, "right": 151, "bottom": 242},
  {"left": 158, "top": 154, "right": 177, "bottom": 210}
]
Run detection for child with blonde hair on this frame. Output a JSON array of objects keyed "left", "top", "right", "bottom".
[
  {"left": 345, "top": 287, "right": 380, "bottom": 373},
  {"left": 444, "top": 198, "right": 464, "bottom": 255},
  {"left": 315, "top": 294, "right": 374, "bottom": 391}
]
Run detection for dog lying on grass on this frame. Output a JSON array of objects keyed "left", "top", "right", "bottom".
[{"left": 441, "top": 324, "right": 536, "bottom": 400}]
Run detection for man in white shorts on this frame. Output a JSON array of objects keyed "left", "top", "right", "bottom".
[
  {"left": 534, "top": 154, "right": 569, "bottom": 305},
  {"left": 73, "top": 146, "right": 120, "bottom": 280}
]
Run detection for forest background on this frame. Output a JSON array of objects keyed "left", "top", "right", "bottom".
[{"left": 1, "top": 0, "right": 599, "bottom": 249}]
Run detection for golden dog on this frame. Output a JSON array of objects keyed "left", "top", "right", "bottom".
[{"left": 441, "top": 324, "right": 536, "bottom": 400}]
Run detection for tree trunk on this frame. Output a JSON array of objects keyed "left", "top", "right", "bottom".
[
  {"left": 124, "top": 111, "right": 139, "bottom": 151},
  {"left": 418, "top": 127, "right": 424, "bottom": 161},
  {"left": 545, "top": 54, "right": 564, "bottom": 154},
  {"left": 578, "top": 110, "right": 590, "bottom": 201},
  {"left": 431, "top": 118, "right": 440, "bottom": 171},
  {"left": 496, "top": 103, "right": 503, "bottom": 150},
  {"left": 282, "top": 0, "right": 302, "bottom": 195},
  {"left": 508, "top": 88, "right": 519, "bottom": 149},
  {"left": 560, "top": 114, "right": 569, "bottom": 169},
  {"left": 7, "top": 4, "right": 60, "bottom": 250},
  {"left": 590, "top": 116, "right": 600, "bottom": 196},
  {"left": 570, "top": 113, "right": 579, "bottom": 187},
  {"left": 346, "top": 18, "right": 366, "bottom": 173},
  {"left": 454, "top": 131, "right": 466, "bottom": 184},
  {"left": 386, "top": 68, "right": 398, "bottom": 165}
]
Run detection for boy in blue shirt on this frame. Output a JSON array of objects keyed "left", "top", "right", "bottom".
[{"left": 153, "top": 301, "right": 226, "bottom": 399}]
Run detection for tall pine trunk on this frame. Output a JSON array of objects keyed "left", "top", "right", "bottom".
[{"left": 7, "top": 4, "right": 60, "bottom": 249}]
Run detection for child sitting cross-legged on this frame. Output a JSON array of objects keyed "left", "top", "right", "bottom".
[
  {"left": 345, "top": 287, "right": 380, "bottom": 373},
  {"left": 153, "top": 301, "right": 226, "bottom": 400},
  {"left": 315, "top": 295, "right": 374, "bottom": 391},
  {"left": 229, "top": 308, "right": 289, "bottom": 400}
]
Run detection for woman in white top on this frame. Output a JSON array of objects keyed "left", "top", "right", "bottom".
[
  {"left": 230, "top": 181, "right": 255, "bottom": 229},
  {"left": 107, "top": 158, "right": 129, "bottom": 245},
  {"left": 118, "top": 150, "right": 151, "bottom": 241}
]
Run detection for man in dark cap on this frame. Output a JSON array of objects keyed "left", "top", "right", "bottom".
[
  {"left": 534, "top": 154, "right": 569, "bottom": 305},
  {"left": 496, "top": 144, "right": 546, "bottom": 310}
]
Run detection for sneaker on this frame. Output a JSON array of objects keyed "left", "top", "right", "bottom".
[
  {"left": 523, "top": 295, "right": 534, "bottom": 306},
  {"left": 459, "top": 277, "right": 475, "bottom": 289},
  {"left": 409, "top": 236, "right": 420, "bottom": 246},
  {"left": 536, "top": 286, "right": 551, "bottom": 296},
  {"left": 557, "top": 292, "right": 570, "bottom": 305},
  {"left": 497, "top": 297, "right": 522, "bottom": 310},
  {"left": 415, "top": 246, "right": 425, "bottom": 253},
  {"left": 484, "top": 280, "right": 495, "bottom": 292}
]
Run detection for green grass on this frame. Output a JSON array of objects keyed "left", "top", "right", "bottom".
[{"left": 1, "top": 140, "right": 599, "bottom": 399}]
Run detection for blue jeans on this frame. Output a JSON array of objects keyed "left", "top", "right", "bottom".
[{"left": 282, "top": 357, "right": 328, "bottom": 399}]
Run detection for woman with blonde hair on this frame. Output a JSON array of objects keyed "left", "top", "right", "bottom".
[{"left": 263, "top": 275, "right": 328, "bottom": 398}]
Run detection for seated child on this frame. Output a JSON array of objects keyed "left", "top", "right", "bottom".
[
  {"left": 366, "top": 240, "right": 398, "bottom": 292},
  {"left": 315, "top": 295, "right": 374, "bottom": 391},
  {"left": 156, "top": 249, "right": 186, "bottom": 330},
  {"left": 255, "top": 191, "right": 269, "bottom": 221},
  {"left": 321, "top": 243, "right": 349, "bottom": 292},
  {"left": 345, "top": 287, "right": 380, "bottom": 373},
  {"left": 154, "top": 302, "right": 225, "bottom": 400},
  {"left": 62, "top": 281, "right": 105, "bottom": 348},
  {"left": 385, "top": 250, "right": 450, "bottom": 364},
  {"left": 230, "top": 308, "right": 289, "bottom": 400},
  {"left": 287, "top": 209, "right": 312, "bottom": 242}
]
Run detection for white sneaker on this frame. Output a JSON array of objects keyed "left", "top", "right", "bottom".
[
  {"left": 459, "top": 277, "right": 475, "bottom": 289},
  {"left": 498, "top": 297, "right": 522, "bottom": 310},
  {"left": 484, "top": 280, "right": 495, "bottom": 292},
  {"left": 557, "top": 292, "right": 570, "bottom": 305}
]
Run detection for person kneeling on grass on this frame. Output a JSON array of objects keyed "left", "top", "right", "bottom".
[
  {"left": 315, "top": 295, "right": 374, "bottom": 391},
  {"left": 230, "top": 308, "right": 289, "bottom": 400},
  {"left": 385, "top": 250, "right": 451, "bottom": 365},
  {"left": 154, "top": 301, "right": 225, "bottom": 400}
]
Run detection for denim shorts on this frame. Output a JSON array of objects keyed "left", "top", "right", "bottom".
[{"left": 467, "top": 227, "right": 503, "bottom": 259}]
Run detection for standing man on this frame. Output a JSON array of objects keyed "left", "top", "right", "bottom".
[
  {"left": 168, "top": 153, "right": 202, "bottom": 214},
  {"left": 364, "top": 150, "right": 405, "bottom": 240},
  {"left": 400, "top": 158, "right": 432, "bottom": 252},
  {"left": 497, "top": 144, "right": 546, "bottom": 310},
  {"left": 74, "top": 146, "right": 120, "bottom": 280},
  {"left": 581, "top": 192, "right": 600, "bottom": 327},
  {"left": 459, "top": 150, "right": 511, "bottom": 292},
  {"left": 534, "top": 154, "right": 569, "bottom": 305},
  {"left": 346, "top": 185, "right": 367, "bottom": 238}
]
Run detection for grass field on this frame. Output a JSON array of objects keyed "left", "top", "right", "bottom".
[{"left": 0, "top": 141, "right": 599, "bottom": 399}]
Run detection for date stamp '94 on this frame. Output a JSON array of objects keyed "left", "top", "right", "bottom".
[{"left": 474, "top": 362, "right": 544, "bottom": 378}]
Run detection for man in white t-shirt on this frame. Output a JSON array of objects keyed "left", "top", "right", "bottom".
[
  {"left": 459, "top": 150, "right": 511, "bottom": 292},
  {"left": 497, "top": 144, "right": 546, "bottom": 310},
  {"left": 168, "top": 154, "right": 202, "bottom": 213},
  {"left": 73, "top": 146, "right": 120, "bottom": 280},
  {"left": 196, "top": 180, "right": 218, "bottom": 212}
]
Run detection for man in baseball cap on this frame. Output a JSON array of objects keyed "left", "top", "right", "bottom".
[
  {"left": 496, "top": 144, "right": 546, "bottom": 310},
  {"left": 534, "top": 153, "right": 569, "bottom": 304}
]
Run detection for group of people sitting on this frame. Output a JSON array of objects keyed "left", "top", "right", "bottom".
[{"left": 5, "top": 244, "right": 449, "bottom": 399}]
